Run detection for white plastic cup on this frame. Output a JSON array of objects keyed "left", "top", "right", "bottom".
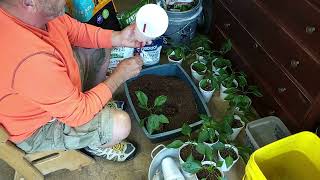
[
  {"left": 218, "top": 145, "right": 239, "bottom": 172},
  {"left": 161, "top": 157, "right": 185, "bottom": 180},
  {"left": 135, "top": 4, "right": 169, "bottom": 41},
  {"left": 230, "top": 115, "right": 245, "bottom": 141}
]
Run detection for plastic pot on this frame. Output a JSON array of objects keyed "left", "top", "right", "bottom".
[
  {"left": 203, "top": 130, "right": 219, "bottom": 147},
  {"left": 230, "top": 115, "right": 245, "bottom": 141},
  {"left": 219, "top": 79, "right": 238, "bottom": 101},
  {"left": 196, "top": 161, "right": 225, "bottom": 180},
  {"left": 190, "top": 62, "right": 207, "bottom": 82},
  {"left": 211, "top": 58, "right": 227, "bottom": 75},
  {"left": 218, "top": 144, "right": 239, "bottom": 172},
  {"left": 168, "top": 54, "right": 183, "bottom": 64},
  {"left": 196, "top": 47, "right": 208, "bottom": 64},
  {"left": 179, "top": 142, "right": 204, "bottom": 179},
  {"left": 199, "top": 79, "right": 215, "bottom": 103}
]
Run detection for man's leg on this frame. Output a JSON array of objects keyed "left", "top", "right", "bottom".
[
  {"left": 72, "top": 47, "right": 111, "bottom": 91},
  {"left": 16, "top": 106, "right": 136, "bottom": 161}
]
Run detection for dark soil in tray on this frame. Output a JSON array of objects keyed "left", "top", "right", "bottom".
[
  {"left": 220, "top": 147, "right": 238, "bottom": 160},
  {"left": 231, "top": 119, "right": 243, "bottom": 128},
  {"left": 128, "top": 75, "right": 199, "bottom": 133},
  {"left": 180, "top": 144, "right": 204, "bottom": 162},
  {"left": 196, "top": 168, "right": 222, "bottom": 180}
]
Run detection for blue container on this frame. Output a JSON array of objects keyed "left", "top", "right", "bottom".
[
  {"left": 124, "top": 64, "right": 210, "bottom": 143},
  {"left": 72, "top": 0, "right": 94, "bottom": 22}
]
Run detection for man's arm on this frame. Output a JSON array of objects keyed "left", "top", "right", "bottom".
[
  {"left": 59, "top": 15, "right": 151, "bottom": 49},
  {"left": 13, "top": 54, "right": 112, "bottom": 127},
  {"left": 59, "top": 14, "right": 116, "bottom": 48}
]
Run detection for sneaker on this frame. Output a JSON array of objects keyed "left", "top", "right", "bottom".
[{"left": 84, "top": 141, "right": 137, "bottom": 162}]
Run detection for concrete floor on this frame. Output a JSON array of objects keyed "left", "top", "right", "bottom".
[{"left": 0, "top": 95, "right": 247, "bottom": 180}]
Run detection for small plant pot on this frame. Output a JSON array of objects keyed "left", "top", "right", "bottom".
[
  {"left": 196, "top": 47, "right": 209, "bottom": 64},
  {"left": 168, "top": 54, "right": 183, "bottom": 64},
  {"left": 190, "top": 62, "right": 207, "bottom": 82},
  {"left": 199, "top": 79, "right": 215, "bottom": 103},
  {"left": 211, "top": 58, "right": 226, "bottom": 74},
  {"left": 203, "top": 130, "right": 219, "bottom": 147},
  {"left": 179, "top": 142, "right": 205, "bottom": 179},
  {"left": 196, "top": 161, "right": 225, "bottom": 180},
  {"left": 230, "top": 115, "right": 245, "bottom": 141},
  {"left": 161, "top": 157, "right": 185, "bottom": 180},
  {"left": 218, "top": 144, "right": 239, "bottom": 172},
  {"left": 219, "top": 80, "right": 238, "bottom": 101}
]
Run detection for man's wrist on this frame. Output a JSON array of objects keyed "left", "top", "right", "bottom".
[
  {"left": 111, "top": 31, "right": 122, "bottom": 47},
  {"left": 103, "top": 73, "right": 124, "bottom": 94}
]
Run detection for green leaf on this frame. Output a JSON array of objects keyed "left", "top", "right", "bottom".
[
  {"left": 200, "top": 114, "right": 211, "bottom": 125},
  {"left": 196, "top": 143, "right": 207, "bottom": 155},
  {"left": 224, "top": 94, "right": 235, "bottom": 101},
  {"left": 158, "top": 114, "right": 169, "bottom": 123},
  {"left": 193, "top": 62, "right": 206, "bottom": 72},
  {"left": 212, "top": 142, "right": 225, "bottom": 151},
  {"left": 147, "top": 115, "right": 160, "bottom": 134},
  {"left": 225, "top": 156, "right": 234, "bottom": 168},
  {"left": 154, "top": 95, "right": 167, "bottom": 107},
  {"left": 201, "top": 178, "right": 206, "bottom": 180},
  {"left": 167, "top": 140, "right": 184, "bottom": 149},
  {"left": 220, "top": 39, "right": 232, "bottom": 54},
  {"left": 135, "top": 91, "right": 148, "bottom": 108},
  {"left": 181, "top": 123, "right": 192, "bottom": 137},
  {"left": 216, "top": 160, "right": 224, "bottom": 168},
  {"left": 182, "top": 160, "right": 202, "bottom": 174},
  {"left": 205, "top": 145, "right": 214, "bottom": 161},
  {"left": 198, "top": 129, "right": 210, "bottom": 143},
  {"left": 237, "top": 75, "right": 247, "bottom": 88},
  {"left": 223, "top": 87, "right": 238, "bottom": 94}
]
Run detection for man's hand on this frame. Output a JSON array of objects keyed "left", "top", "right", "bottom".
[
  {"left": 112, "top": 24, "right": 152, "bottom": 48},
  {"left": 104, "top": 55, "right": 143, "bottom": 93}
]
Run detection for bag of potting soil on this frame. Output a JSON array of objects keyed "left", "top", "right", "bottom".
[
  {"left": 107, "top": 47, "right": 134, "bottom": 74},
  {"left": 136, "top": 37, "right": 164, "bottom": 66},
  {"left": 116, "top": 0, "right": 149, "bottom": 28}
]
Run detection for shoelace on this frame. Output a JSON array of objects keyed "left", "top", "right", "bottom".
[{"left": 112, "top": 143, "right": 125, "bottom": 153}]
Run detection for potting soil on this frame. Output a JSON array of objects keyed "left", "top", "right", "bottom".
[
  {"left": 220, "top": 148, "right": 238, "bottom": 160},
  {"left": 232, "top": 119, "right": 243, "bottom": 128},
  {"left": 129, "top": 75, "right": 199, "bottom": 133},
  {"left": 196, "top": 168, "right": 221, "bottom": 180},
  {"left": 180, "top": 144, "right": 204, "bottom": 162}
]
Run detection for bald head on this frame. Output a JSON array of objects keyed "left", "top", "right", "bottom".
[{"left": 0, "top": 0, "right": 65, "bottom": 29}]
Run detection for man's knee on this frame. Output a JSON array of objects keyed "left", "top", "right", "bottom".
[{"left": 112, "top": 110, "right": 131, "bottom": 140}]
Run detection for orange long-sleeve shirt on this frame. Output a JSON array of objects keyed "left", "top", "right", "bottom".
[{"left": 0, "top": 8, "right": 113, "bottom": 142}]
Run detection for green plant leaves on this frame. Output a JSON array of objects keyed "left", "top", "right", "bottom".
[
  {"left": 146, "top": 114, "right": 169, "bottom": 134},
  {"left": 167, "top": 140, "right": 184, "bottom": 149},
  {"left": 135, "top": 91, "right": 148, "bottom": 108},
  {"left": 181, "top": 154, "right": 202, "bottom": 174},
  {"left": 193, "top": 62, "right": 207, "bottom": 72},
  {"left": 198, "top": 129, "right": 210, "bottom": 143},
  {"left": 220, "top": 39, "right": 232, "bottom": 55},
  {"left": 224, "top": 87, "right": 238, "bottom": 94},
  {"left": 248, "top": 85, "right": 263, "bottom": 97},
  {"left": 237, "top": 75, "right": 247, "bottom": 88},
  {"left": 211, "top": 142, "right": 225, "bottom": 151},
  {"left": 196, "top": 143, "right": 214, "bottom": 161},
  {"left": 225, "top": 156, "right": 234, "bottom": 168},
  {"left": 181, "top": 123, "right": 192, "bottom": 137},
  {"left": 153, "top": 95, "right": 167, "bottom": 107}
]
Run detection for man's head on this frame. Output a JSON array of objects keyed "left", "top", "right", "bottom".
[{"left": 1, "top": 0, "right": 65, "bottom": 21}]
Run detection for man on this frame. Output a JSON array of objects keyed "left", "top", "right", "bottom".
[{"left": 0, "top": 0, "right": 149, "bottom": 162}]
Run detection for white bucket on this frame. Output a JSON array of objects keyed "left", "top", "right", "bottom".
[{"left": 135, "top": 4, "right": 169, "bottom": 40}]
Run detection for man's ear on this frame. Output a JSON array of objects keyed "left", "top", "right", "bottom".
[{"left": 22, "top": 0, "right": 36, "bottom": 12}]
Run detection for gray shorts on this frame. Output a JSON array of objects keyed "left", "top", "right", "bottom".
[
  {"left": 16, "top": 47, "right": 114, "bottom": 153},
  {"left": 16, "top": 106, "right": 114, "bottom": 153}
]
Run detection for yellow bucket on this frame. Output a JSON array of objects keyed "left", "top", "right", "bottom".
[{"left": 243, "top": 131, "right": 320, "bottom": 180}]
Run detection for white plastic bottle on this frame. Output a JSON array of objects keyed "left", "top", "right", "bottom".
[{"left": 161, "top": 157, "right": 185, "bottom": 180}]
